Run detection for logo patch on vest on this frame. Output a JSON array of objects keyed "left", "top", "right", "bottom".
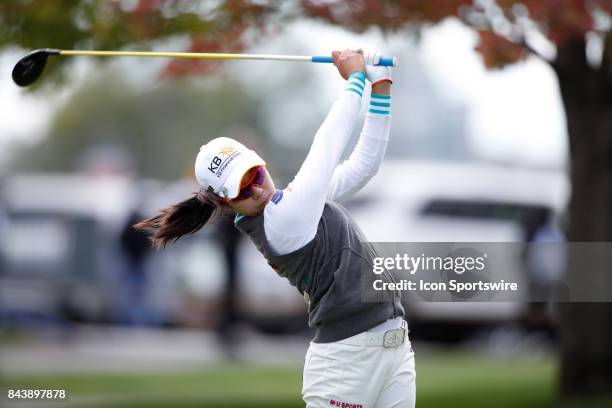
[{"left": 271, "top": 190, "right": 283, "bottom": 204}]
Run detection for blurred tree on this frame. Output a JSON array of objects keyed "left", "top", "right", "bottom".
[
  {"left": 0, "top": 0, "right": 280, "bottom": 85},
  {"left": 2, "top": 0, "right": 611, "bottom": 401}
]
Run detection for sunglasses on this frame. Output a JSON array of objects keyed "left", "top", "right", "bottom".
[{"left": 223, "top": 166, "right": 265, "bottom": 203}]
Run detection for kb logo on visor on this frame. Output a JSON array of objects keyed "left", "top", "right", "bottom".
[
  {"left": 208, "top": 146, "right": 236, "bottom": 173},
  {"left": 208, "top": 156, "right": 222, "bottom": 173}
]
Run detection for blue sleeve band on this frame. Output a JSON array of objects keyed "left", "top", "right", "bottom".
[
  {"left": 371, "top": 94, "right": 391, "bottom": 100},
  {"left": 369, "top": 108, "right": 390, "bottom": 115},
  {"left": 349, "top": 80, "right": 365, "bottom": 91},
  {"left": 347, "top": 88, "right": 363, "bottom": 98},
  {"left": 348, "top": 71, "right": 366, "bottom": 82},
  {"left": 371, "top": 101, "right": 390, "bottom": 107},
  {"left": 345, "top": 71, "right": 365, "bottom": 98},
  {"left": 369, "top": 94, "right": 391, "bottom": 115}
]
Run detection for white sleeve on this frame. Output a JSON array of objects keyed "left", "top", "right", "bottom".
[
  {"left": 263, "top": 74, "right": 366, "bottom": 255},
  {"left": 327, "top": 113, "right": 390, "bottom": 203}
]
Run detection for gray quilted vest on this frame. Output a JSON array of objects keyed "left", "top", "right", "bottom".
[{"left": 235, "top": 200, "right": 404, "bottom": 343}]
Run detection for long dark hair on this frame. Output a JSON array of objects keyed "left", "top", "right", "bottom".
[{"left": 134, "top": 189, "right": 228, "bottom": 249}]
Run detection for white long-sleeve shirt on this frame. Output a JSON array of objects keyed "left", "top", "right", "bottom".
[{"left": 263, "top": 78, "right": 391, "bottom": 256}]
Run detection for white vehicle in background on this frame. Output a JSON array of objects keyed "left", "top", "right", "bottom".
[
  {"left": 0, "top": 174, "right": 135, "bottom": 324},
  {"left": 345, "top": 159, "right": 569, "bottom": 328},
  {"left": 0, "top": 173, "right": 307, "bottom": 333}
]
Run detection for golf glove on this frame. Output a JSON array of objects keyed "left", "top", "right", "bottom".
[{"left": 364, "top": 51, "right": 392, "bottom": 85}]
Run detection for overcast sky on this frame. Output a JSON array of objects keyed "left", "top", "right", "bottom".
[{"left": 0, "top": 18, "right": 568, "bottom": 170}]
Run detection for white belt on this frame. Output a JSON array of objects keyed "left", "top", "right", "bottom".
[{"left": 339, "top": 320, "right": 408, "bottom": 348}]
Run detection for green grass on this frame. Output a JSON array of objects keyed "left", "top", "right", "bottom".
[
  {"left": 2, "top": 365, "right": 300, "bottom": 408},
  {"left": 1, "top": 352, "right": 610, "bottom": 407}
]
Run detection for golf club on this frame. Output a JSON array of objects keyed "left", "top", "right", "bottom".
[{"left": 12, "top": 48, "right": 399, "bottom": 87}]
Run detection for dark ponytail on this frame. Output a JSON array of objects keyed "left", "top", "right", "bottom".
[{"left": 134, "top": 190, "right": 227, "bottom": 249}]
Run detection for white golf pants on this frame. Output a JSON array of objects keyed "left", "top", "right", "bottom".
[{"left": 302, "top": 325, "right": 416, "bottom": 407}]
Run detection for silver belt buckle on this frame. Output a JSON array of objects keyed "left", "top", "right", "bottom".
[{"left": 383, "top": 327, "right": 405, "bottom": 348}]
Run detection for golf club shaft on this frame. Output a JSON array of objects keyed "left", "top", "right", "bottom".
[{"left": 56, "top": 49, "right": 398, "bottom": 67}]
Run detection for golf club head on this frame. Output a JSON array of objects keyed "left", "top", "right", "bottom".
[{"left": 12, "top": 48, "right": 60, "bottom": 87}]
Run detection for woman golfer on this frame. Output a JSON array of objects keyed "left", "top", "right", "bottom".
[{"left": 137, "top": 49, "right": 415, "bottom": 407}]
